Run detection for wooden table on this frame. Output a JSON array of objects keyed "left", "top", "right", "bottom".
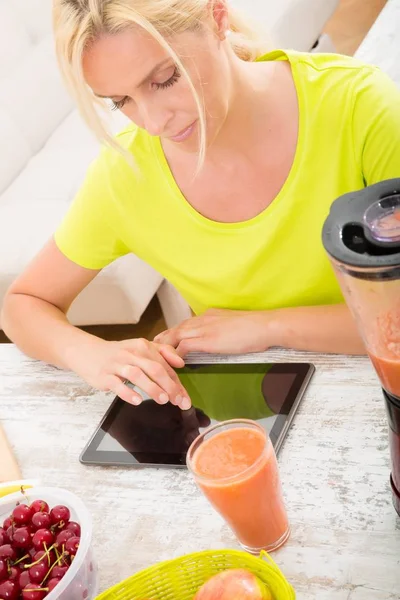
[
  {"left": 3, "top": 3, "right": 400, "bottom": 597},
  {"left": 1, "top": 344, "right": 399, "bottom": 599}
]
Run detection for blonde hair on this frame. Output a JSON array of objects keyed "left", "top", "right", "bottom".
[{"left": 53, "top": 0, "right": 268, "bottom": 168}]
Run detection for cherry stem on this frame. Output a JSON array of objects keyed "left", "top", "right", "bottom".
[
  {"left": 13, "top": 553, "right": 30, "bottom": 566},
  {"left": 24, "top": 544, "right": 57, "bottom": 568},
  {"left": 20, "top": 485, "right": 31, "bottom": 505},
  {"left": 24, "top": 588, "right": 49, "bottom": 593},
  {"left": 41, "top": 552, "right": 67, "bottom": 586}
]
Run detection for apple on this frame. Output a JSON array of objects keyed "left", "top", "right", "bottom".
[{"left": 193, "top": 568, "right": 273, "bottom": 599}]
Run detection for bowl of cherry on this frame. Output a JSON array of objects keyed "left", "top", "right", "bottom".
[{"left": 0, "top": 487, "right": 97, "bottom": 600}]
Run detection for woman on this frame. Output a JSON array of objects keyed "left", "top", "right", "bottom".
[{"left": 2, "top": 0, "right": 400, "bottom": 410}]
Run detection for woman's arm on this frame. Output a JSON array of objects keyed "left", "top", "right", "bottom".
[
  {"left": 154, "top": 304, "right": 366, "bottom": 356},
  {"left": 268, "top": 303, "right": 365, "bottom": 354},
  {"left": 1, "top": 239, "right": 190, "bottom": 408},
  {"left": 1, "top": 238, "right": 102, "bottom": 369}
]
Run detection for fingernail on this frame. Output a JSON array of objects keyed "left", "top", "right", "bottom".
[
  {"left": 181, "top": 397, "right": 191, "bottom": 411},
  {"left": 159, "top": 393, "right": 169, "bottom": 404},
  {"left": 175, "top": 395, "right": 182, "bottom": 407},
  {"left": 131, "top": 396, "right": 142, "bottom": 406}
]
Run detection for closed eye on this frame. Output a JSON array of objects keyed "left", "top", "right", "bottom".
[
  {"left": 111, "top": 97, "right": 129, "bottom": 111},
  {"left": 110, "top": 66, "right": 181, "bottom": 111},
  {"left": 152, "top": 66, "right": 181, "bottom": 90}
]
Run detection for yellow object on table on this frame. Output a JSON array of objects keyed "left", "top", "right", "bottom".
[
  {"left": 96, "top": 549, "right": 295, "bottom": 599},
  {"left": 0, "top": 481, "right": 37, "bottom": 499}
]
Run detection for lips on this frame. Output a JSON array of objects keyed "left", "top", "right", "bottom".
[{"left": 168, "top": 121, "right": 197, "bottom": 143}]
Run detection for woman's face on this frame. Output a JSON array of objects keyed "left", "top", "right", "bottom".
[{"left": 83, "top": 22, "right": 233, "bottom": 152}]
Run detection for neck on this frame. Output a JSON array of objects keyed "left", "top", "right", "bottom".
[{"left": 207, "top": 54, "right": 277, "bottom": 159}]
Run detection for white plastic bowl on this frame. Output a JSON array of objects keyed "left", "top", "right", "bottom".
[{"left": 0, "top": 486, "right": 98, "bottom": 599}]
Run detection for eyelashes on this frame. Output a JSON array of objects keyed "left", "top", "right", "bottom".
[
  {"left": 154, "top": 65, "right": 181, "bottom": 90},
  {"left": 111, "top": 66, "right": 182, "bottom": 111}
]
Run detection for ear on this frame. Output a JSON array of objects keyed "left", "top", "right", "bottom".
[{"left": 210, "top": 0, "right": 229, "bottom": 40}]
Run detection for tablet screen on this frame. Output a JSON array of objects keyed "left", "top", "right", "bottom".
[{"left": 80, "top": 363, "right": 314, "bottom": 467}]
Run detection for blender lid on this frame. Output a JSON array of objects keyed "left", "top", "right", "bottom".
[{"left": 322, "top": 178, "right": 400, "bottom": 268}]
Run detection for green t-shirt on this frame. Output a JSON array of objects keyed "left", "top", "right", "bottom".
[{"left": 55, "top": 50, "right": 400, "bottom": 314}]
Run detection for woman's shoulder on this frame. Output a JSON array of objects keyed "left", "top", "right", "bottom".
[
  {"left": 260, "top": 49, "right": 380, "bottom": 91},
  {"left": 288, "top": 50, "right": 380, "bottom": 86}
]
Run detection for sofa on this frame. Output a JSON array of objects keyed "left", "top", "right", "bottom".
[{"left": 0, "top": 0, "right": 338, "bottom": 330}]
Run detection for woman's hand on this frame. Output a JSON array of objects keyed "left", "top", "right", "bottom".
[
  {"left": 154, "top": 309, "right": 274, "bottom": 356},
  {"left": 73, "top": 337, "right": 191, "bottom": 409},
  {"left": 154, "top": 304, "right": 366, "bottom": 357}
]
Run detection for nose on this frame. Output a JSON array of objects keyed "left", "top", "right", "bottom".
[{"left": 138, "top": 102, "right": 174, "bottom": 137}]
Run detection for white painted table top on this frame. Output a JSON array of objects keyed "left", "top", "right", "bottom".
[
  {"left": 2, "top": 3, "right": 400, "bottom": 597},
  {"left": 1, "top": 343, "right": 399, "bottom": 599}
]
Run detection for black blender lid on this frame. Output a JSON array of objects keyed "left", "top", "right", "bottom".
[{"left": 322, "top": 178, "right": 400, "bottom": 269}]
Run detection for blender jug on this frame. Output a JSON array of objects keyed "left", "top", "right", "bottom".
[{"left": 322, "top": 178, "right": 400, "bottom": 515}]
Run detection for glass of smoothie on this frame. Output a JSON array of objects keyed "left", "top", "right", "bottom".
[{"left": 187, "top": 419, "right": 290, "bottom": 553}]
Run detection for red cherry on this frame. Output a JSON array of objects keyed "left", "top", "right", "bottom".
[
  {"left": 18, "top": 571, "right": 31, "bottom": 590},
  {"left": 28, "top": 562, "right": 48, "bottom": 585},
  {"left": 53, "top": 551, "right": 69, "bottom": 568},
  {"left": 12, "top": 505, "right": 33, "bottom": 527},
  {"left": 31, "top": 513, "right": 51, "bottom": 532},
  {"left": 32, "top": 530, "right": 54, "bottom": 551},
  {"left": 0, "top": 531, "right": 7, "bottom": 547},
  {"left": 2, "top": 520, "right": 12, "bottom": 532},
  {"left": 7, "top": 567, "right": 21, "bottom": 583},
  {"left": 0, "top": 546, "right": 16, "bottom": 562},
  {"left": 32, "top": 550, "right": 55, "bottom": 568},
  {"left": 47, "top": 578, "right": 61, "bottom": 592},
  {"left": 64, "top": 522, "right": 81, "bottom": 538},
  {"left": 22, "top": 583, "right": 47, "bottom": 600},
  {"left": 51, "top": 565, "right": 68, "bottom": 580},
  {"left": 29, "top": 501, "right": 49, "bottom": 516},
  {"left": 56, "top": 530, "right": 74, "bottom": 548},
  {"left": 5, "top": 529, "right": 14, "bottom": 545},
  {"left": 13, "top": 527, "right": 32, "bottom": 550},
  {"left": 0, "top": 560, "right": 7, "bottom": 582},
  {"left": 49, "top": 506, "right": 70, "bottom": 528},
  {"left": 65, "top": 537, "right": 79, "bottom": 557},
  {"left": 0, "top": 580, "right": 19, "bottom": 600}
]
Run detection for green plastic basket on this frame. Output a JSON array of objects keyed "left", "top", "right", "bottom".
[{"left": 96, "top": 549, "right": 295, "bottom": 599}]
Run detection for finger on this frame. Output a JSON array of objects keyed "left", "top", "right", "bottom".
[
  {"left": 120, "top": 346, "right": 191, "bottom": 409},
  {"left": 157, "top": 344, "right": 185, "bottom": 368},
  {"left": 176, "top": 337, "right": 213, "bottom": 357},
  {"left": 116, "top": 363, "right": 172, "bottom": 406},
  {"left": 154, "top": 328, "right": 179, "bottom": 347},
  {"left": 152, "top": 346, "right": 189, "bottom": 395},
  {"left": 105, "top": 375, "right": 144, "bottom": 406},
  {"left": 152, "top": 344, "right": 192, "bottom": 410},
  {"left": 118, "top": 357, "right": 191, "bottom": 409}
]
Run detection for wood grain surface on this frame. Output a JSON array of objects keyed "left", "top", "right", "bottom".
[{"left": 1, "top": 343, "right": 399, "bottom": 599}]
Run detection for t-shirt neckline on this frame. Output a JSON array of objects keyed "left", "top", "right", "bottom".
[{"left": 150, "top": 49, "right": 305, "bottom": 230}]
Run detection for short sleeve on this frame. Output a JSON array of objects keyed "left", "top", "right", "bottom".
[
  {"left": 54, "top": 151, "right": 130, "bottom": 270},
  {"left": 352, "top": 66, "right": 400, "bottom": 185}
]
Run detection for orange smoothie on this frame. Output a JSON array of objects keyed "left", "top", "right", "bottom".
[
  {"left": 369, "top": 353, "right": 400, "bottom": 399},
  {"left": 190, "top": 423, "right": 289, "bottom": 552}
]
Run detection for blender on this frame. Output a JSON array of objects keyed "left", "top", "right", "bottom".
[{"left": 322, "top": 178, "right": 400, "bottom": 516}]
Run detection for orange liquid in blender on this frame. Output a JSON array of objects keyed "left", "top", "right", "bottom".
[{"left": 369, "top": 354, "right": 400, "bottom": 399}]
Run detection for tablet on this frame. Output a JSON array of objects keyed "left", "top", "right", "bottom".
[{"left": 80, "top": 362, "right": 314, "bottom": 468}]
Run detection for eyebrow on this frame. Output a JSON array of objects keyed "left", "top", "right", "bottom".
[{"left": 94, "top": 58, "right": 173, "bottom": 99}]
